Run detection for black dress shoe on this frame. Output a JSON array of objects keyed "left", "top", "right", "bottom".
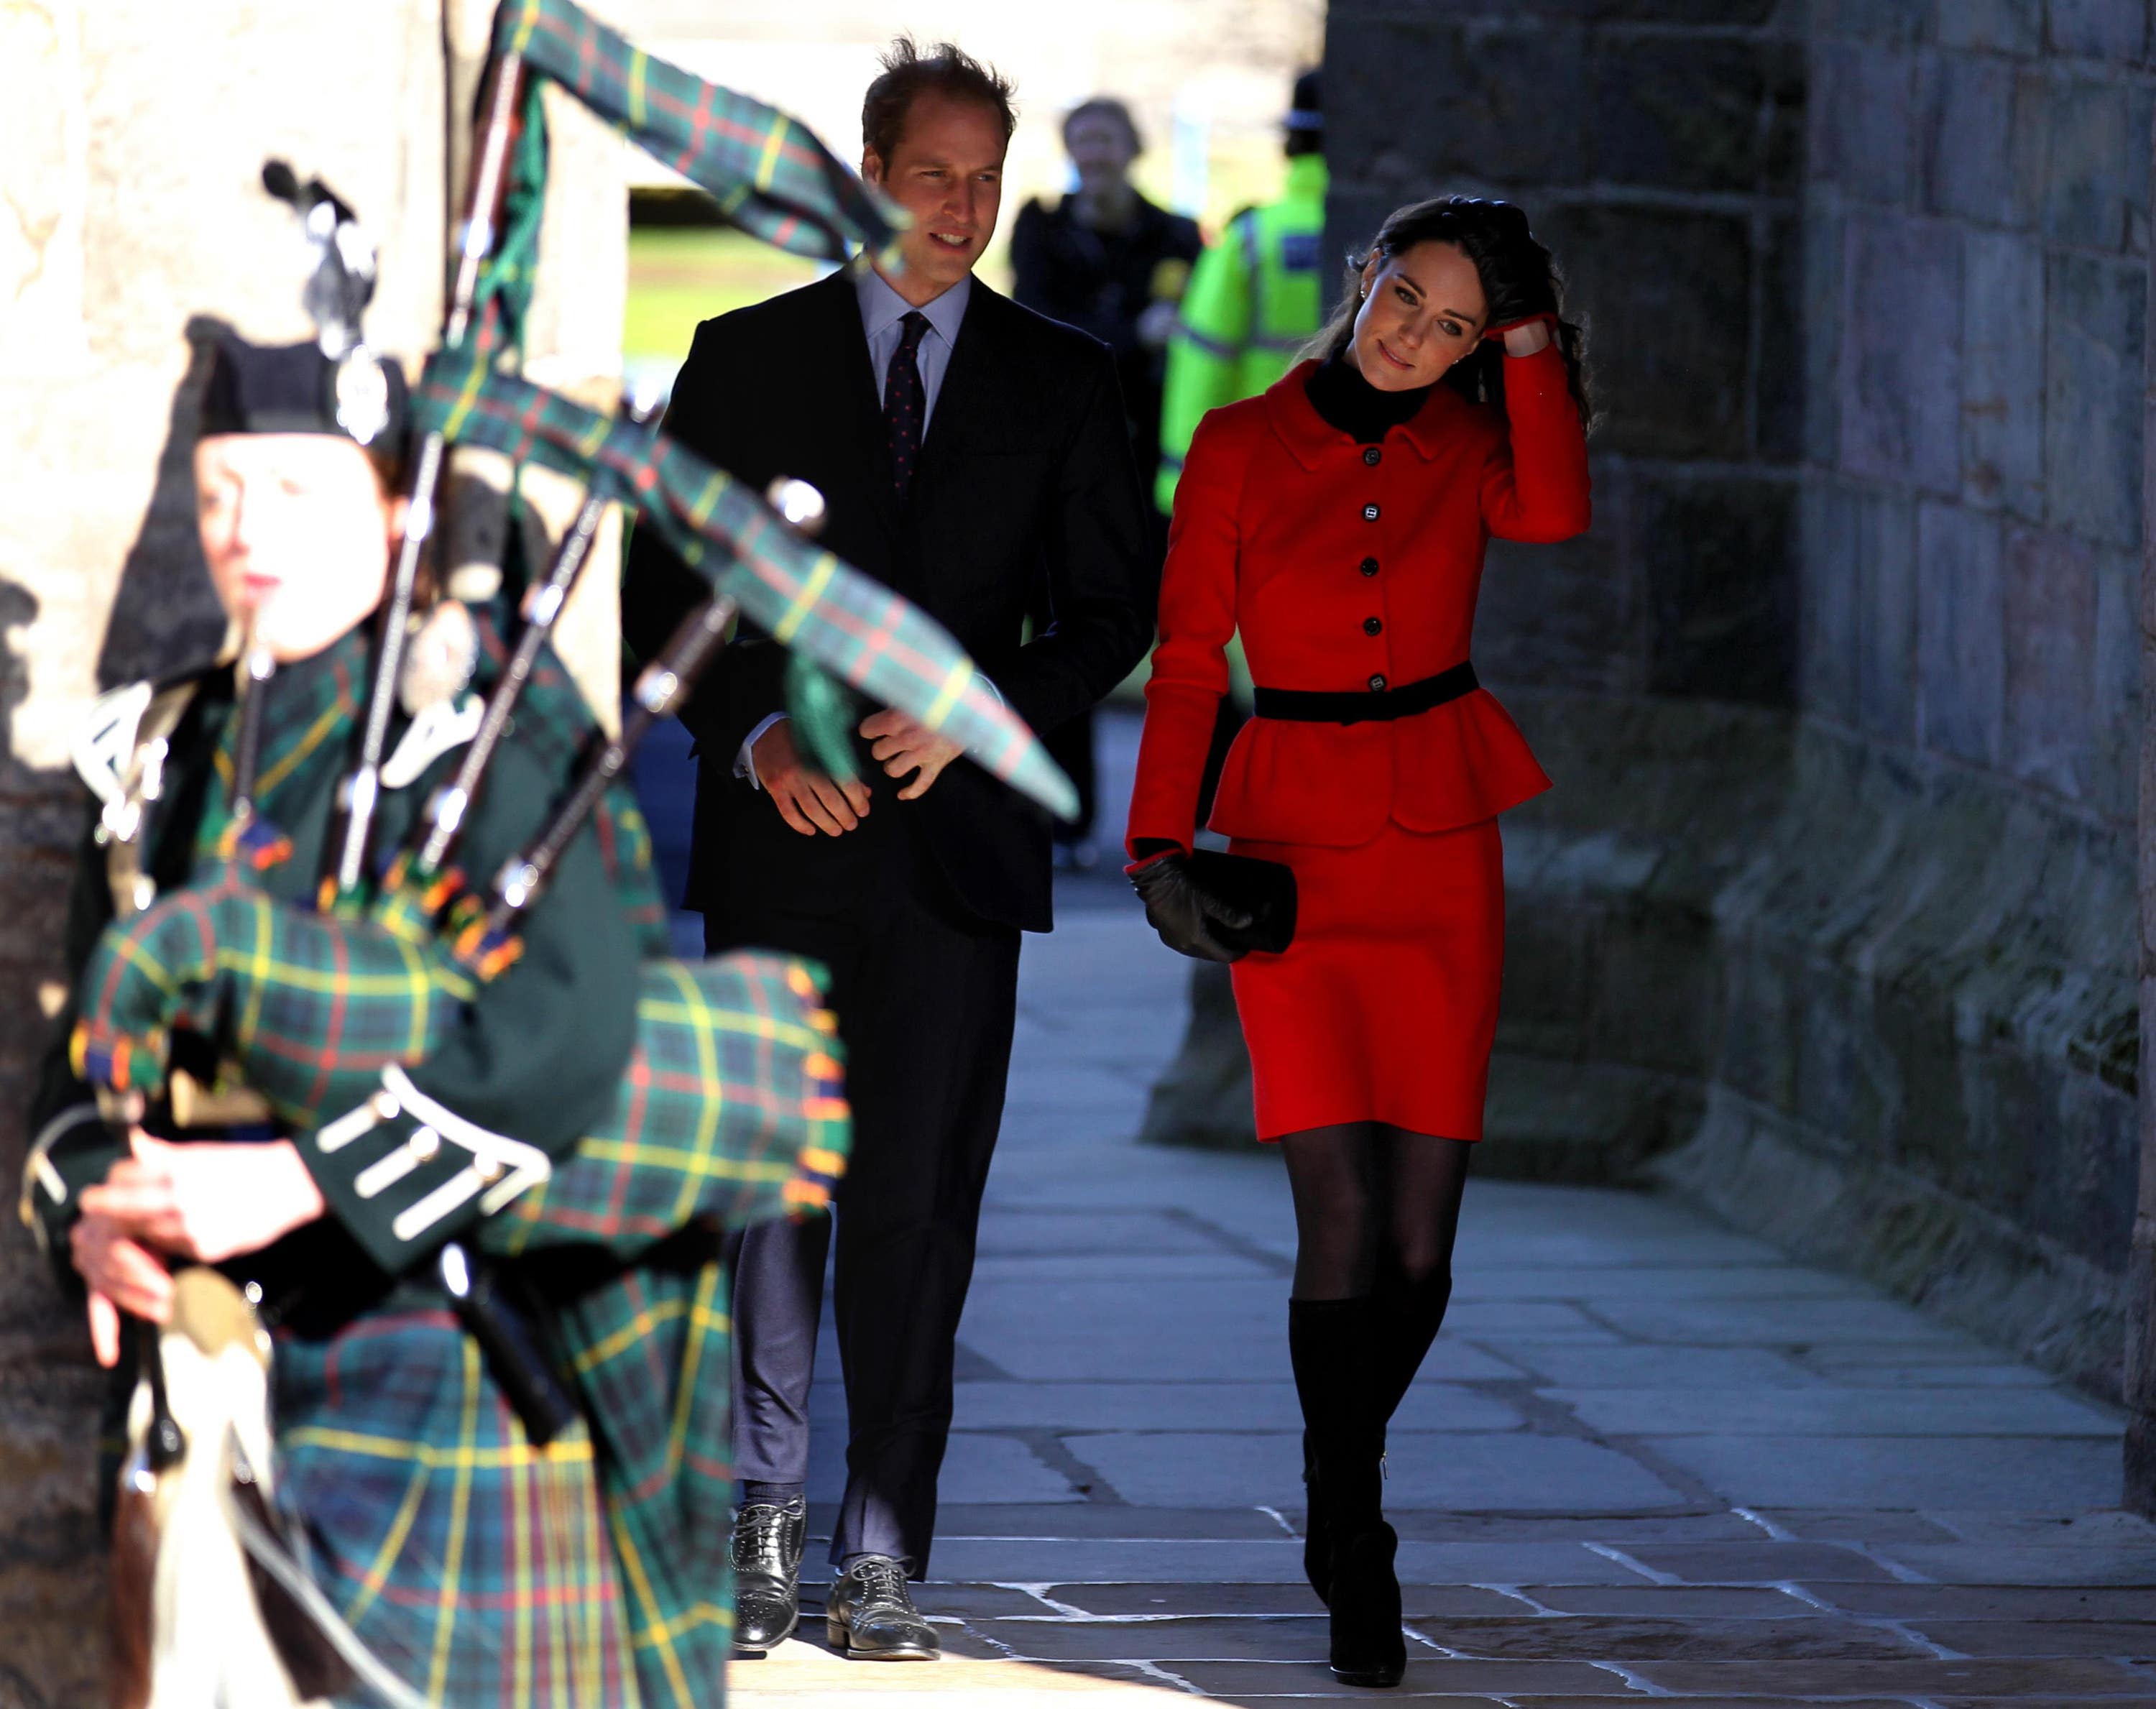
[
  {"left": 1327, "top": 1521, "right": 1406, "bottom": 1687},
  {"left": 731, "top": 1497, "right": 807, "bottom": 1654},
  {"left": 825, "top": 1555, "right": 939, "bottom": 1660}
]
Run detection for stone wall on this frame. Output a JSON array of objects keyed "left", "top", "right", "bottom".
[
  {"left": 1732, "top": 0, "right": 2145, "bottom": 1406},
  {"left": 0, "top": 6, "right": 623, "bottom": 1699},
  {"left": 2134, "top": 0, "right": 2156, "bottom": 1521},
  {"left": 1327, "top": 0, "right": 1805, "bottom": 707},
  {"left": 1325, "top": 0, "right": 2151, "bottom": 1419}
]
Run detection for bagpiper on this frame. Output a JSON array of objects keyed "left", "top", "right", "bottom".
[{"left": 24, "top": 195, "right": 843, "bottom": 1709}]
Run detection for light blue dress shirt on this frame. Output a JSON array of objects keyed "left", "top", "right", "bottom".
[
  {"left": 737, "top": 267, "right": 979, "bottom": 786},
  {"left": 857, "top": 266, "right": 971, "bottom": 432}
]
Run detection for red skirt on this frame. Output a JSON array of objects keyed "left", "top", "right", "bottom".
[{"left": 1228, "top": 818, "right": 1503, "bottom": 1142}]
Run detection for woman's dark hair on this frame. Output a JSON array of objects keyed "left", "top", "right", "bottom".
[
  {"left": 1064, "top": 96, "right": 1142, "bottom": 155},
  {"left": 1304, "top": 195, "right": 1593, "bottom": 430},
  {"left": 862, "top": 36, "right": 1017, "bottom": 165}
]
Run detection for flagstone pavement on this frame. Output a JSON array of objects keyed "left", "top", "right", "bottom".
[{"left": 636, "top": 711, "right": 2156, "bottom": 1708}]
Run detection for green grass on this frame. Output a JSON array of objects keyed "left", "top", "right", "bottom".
[
  {"left": 624, "top": 229, "right": 825, "bottom": 362},
  {"left": 624, "top": 225, "right": 1033, "bottom": 367}
]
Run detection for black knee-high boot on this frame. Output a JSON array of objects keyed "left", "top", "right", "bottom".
[
  {"left": 1288, "top": 1298, "right": 1405, "bottom": 1688},
  {"left": 1301, "top": 1270, "right": 1452, "bottom": 1607},
  {"left": 1373, "top": 1267, "right": 1454, "bottom": 1424}
]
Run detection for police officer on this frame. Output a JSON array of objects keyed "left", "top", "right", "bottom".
[
  {"left": 1155, "top": 67, "right": 1327, "bottom": 515},
  {"left": 1012, "top": 95, "right": 1202, "bottom": 865}
]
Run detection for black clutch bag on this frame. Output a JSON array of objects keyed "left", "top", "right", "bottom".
[{"left": 1187, "top": 849, "right": 1298, "bottom": 956}]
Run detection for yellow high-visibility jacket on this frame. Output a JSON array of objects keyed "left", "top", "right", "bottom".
[{"left": 1155, "top": 153, "right": 1329, "bottom": 515}]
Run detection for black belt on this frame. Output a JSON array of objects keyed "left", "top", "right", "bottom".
[{"left": 1252, "top": 661, "right": 1479, "bottom": 725}]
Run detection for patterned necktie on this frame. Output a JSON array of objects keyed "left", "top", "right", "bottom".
[{"left": 883, "top": 310, "right": 930, "bottom": 503}]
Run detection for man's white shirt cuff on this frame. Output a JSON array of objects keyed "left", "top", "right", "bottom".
[
  {"left": 736, "top": 712, "right": 790, "bottom": 791},
  {"left": 734, "top": 683, "right": 1002, "bottom": 791}
]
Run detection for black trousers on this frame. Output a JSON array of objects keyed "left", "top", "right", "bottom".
[{"left": 706, "top": 814, "right": 1021, "bottom": 1575}]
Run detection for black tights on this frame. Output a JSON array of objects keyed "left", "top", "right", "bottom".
[{"left": 1281, "top": 1123, "right": 1473, "bottom": 1301}]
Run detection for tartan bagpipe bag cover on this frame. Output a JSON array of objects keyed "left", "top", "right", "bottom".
[{"left": 71, "top": 862, "right": 848, "bottom": 1247}]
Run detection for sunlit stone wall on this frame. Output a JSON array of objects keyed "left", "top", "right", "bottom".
[{"left": 0, "top": 5, "right": 622, "bottom": 1696}]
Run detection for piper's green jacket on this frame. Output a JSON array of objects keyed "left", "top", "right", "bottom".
[
  {"left": 28, "top": 621, "right": 653, "bottom": 1258},
  {"left": 1155, "top": 152, "right": 1330, "bottom": 515}
]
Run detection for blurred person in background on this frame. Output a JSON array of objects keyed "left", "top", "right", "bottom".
[
  {"left": 1126, "top": 195, "right": 1593, "bottom": 1688},
  {"left": 1012, "top": 96, "right": 1202, "bottom": 867}
]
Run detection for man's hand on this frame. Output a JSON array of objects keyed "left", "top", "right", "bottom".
[
  {"left": 859, "top": 710, "right": 963, "bottom": 801},
  {"left": 753, "top": 719, "right": 872, "bottom": 837},
  {"left": 71, "top": 1212, "right": 172, "bottom": 1367},
  {"left": 68, "top": 1129, "right": 323, "bottom": 1368},
  {"left": 79, "top": 1131, "right": 326, "bottom": 1269}
]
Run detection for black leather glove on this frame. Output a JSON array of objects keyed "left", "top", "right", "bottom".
[
  {"left": 1129, "top": 850, "right": 1255, "bottom": 964},
  {"left": 1468, "top": 203, "right": 1557, "bottom": 336}
]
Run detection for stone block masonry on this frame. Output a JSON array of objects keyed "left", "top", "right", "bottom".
[{"left": 1321, "top": 0, "right": 2156, "bottom": 1516}]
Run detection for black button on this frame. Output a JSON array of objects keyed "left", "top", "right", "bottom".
[
  {"left": 1363, "top": 616, "right": 1383, "bottom": 636},
  {"left": 1359, "top": 556, "right": 1379, "bottom": 577},
  {"left": 1363, "top": 446, "right": 1382, "bottom": 466},
  {"left": 1368, "top": 673, "right": 1388, "bottom": 693},
  {"left": 1362, "top": 502, "right": 1381, "bottom": 522}
]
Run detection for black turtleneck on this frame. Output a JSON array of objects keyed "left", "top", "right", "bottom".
[{"left": 1305, "top": 352, "right": 1433, "bottom": 444}]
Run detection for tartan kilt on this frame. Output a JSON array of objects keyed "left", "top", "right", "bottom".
[
  {"left": 275, "top": 1267, "right": 742, "bottom": 1708},
  {"left": 264, "top": 950, "right": 845, "bottom": 1708},
  {"left": 275, "top": 1311, "right": 640, "bottom": 1709}
]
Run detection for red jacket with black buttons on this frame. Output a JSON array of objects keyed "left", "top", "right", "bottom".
[{"left": 1126, "top": 346, "right": 1590, "bottom": 852}]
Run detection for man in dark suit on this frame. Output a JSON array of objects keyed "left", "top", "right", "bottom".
[{"left": 622, "top": 37, "right": 1155, "bottom": 1662}]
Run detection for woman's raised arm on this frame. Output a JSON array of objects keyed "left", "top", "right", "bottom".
[{"left": 1479, "top": 338, "right": 1591, "bottom": 545}]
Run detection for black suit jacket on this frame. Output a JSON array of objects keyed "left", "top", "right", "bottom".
[{"left": 622, "top": 268, "right": 1156, "bottom": 934}]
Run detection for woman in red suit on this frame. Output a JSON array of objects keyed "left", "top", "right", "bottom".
[{"left": 1125, "top": 196, "right": 1591, "bottom": 1687}]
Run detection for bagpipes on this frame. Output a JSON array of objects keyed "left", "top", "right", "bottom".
[{"left": 76, "top": 0, "right": 1082, "bottom": 1201}]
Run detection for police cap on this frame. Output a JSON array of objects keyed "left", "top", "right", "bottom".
[{"left": 1286, "top": 68, "right": 1322, "bottom": 135}]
